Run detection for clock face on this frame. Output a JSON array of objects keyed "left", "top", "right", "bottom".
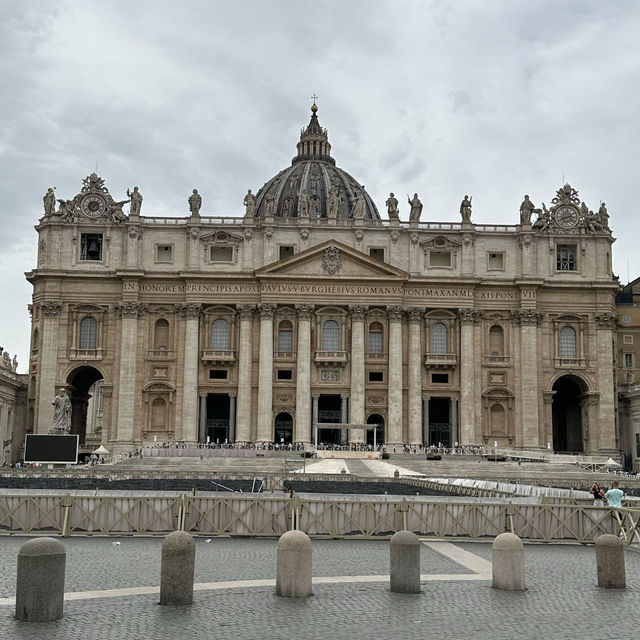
[
  {"left": 555, "top": 205, "right": 578, "bottom": 229},
  {"left": 80, "top": 194, "right": 107, "bottom": 217}
]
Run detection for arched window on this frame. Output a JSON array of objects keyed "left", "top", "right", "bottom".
[
  {"left": 559, "top": 326, "right": 577, "bottom": 358},
  {"left": 489, "top": 325, "right": 504, "bottom": 356},
  {"left": 368, "top": 322, "right": 383, "bottom": 354},
  {"left": 490, "top": 403, "right": 505, "bottom": 434},
  {"left": 154, "top": 319, "right": 170, "bottom": 350},
  {"left": 278, "top": 321, "right": 293, "bottom": 352},
  {"left": 151, "top": 398, "right": 167, "bottom": 430},
  {"left": 211, "top": 318, "right": 230, "bottom": 350},
  {"left": 430, "top": 322, "right": 447, "bottom": 354},
  {"left": 79, "top": 316, "right": 97, "bottom": 349},
  {"left": 322, "top": 320, "right": 340, "bottom": 351}
]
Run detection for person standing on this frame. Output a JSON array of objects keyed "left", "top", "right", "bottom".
[
  {"left": 589, "top": 482, "right": 606, "bottom": 506},
  {"left": 605, "top": 481, "right": 624, "bottom": 508}
]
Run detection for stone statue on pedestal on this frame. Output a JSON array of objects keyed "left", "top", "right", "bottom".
[
  {"left": 51, "top": 388, "right": 72, "bottom": 433},
  {"left": 43, "top": 188, "right": 56, "bottom": 216},
  {"left": 408, "top": 193, "right": 423, "bottom": 222},
  {"left": 127, "top": 187, "right": 143, "bottom": 215},
  {"left": 243, "top": 189, "right": 256, "bottom": 218},
  {"left": 519, "top": 195, "right": 536, "bottom": 224},
  {"left": 386, "top": 192, "right": 399, "bottom": 219}
]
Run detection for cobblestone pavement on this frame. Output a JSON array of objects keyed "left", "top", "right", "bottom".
[{"left": 0, "top": 536, "right": 638, "bottom": 639}]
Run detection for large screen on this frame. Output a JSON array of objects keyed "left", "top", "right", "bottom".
[{"left": 24, "top": 434, "right": 79, "bottom": 464}]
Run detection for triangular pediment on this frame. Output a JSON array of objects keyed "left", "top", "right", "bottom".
[
  {"left": 199, "top": 230, "right": 244, "bottom": 243},
  {"left": 256, "top": 240, "right": 407, "bottom": 279}
]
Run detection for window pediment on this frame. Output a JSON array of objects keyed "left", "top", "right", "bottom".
[
  {"left": 420, "top": 235, "right": 462, "bottom": 250},
  {"left": 200, "top": 230, "right": 243, "bottom": 244}
]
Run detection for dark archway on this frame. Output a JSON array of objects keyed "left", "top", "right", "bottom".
[
  {"left": 366, "top": 414, "right": 385, "bottom": 446},
  {"left": 66, "top": 366, "right": 104, "bottom": 446},
  {"left": 274, "top": 412, "right": 293, "bottom": 445},
  {"left": 552, "top": 376, "right": 585, "bottom": 453}
]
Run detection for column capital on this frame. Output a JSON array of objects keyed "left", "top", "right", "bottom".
[
  {"left": 295, "top": 303, "right": 315, "bottom": 320},
  {"left": 511, "top": 309, "right": 543, "bottom": 326},
  {"left": 258, "top": 303, "right": 276, "bottom": 318},
  {"left": 175, "top": 302, "right": 201, "bottom": 319},
  {"left": 406, "top": 308, "right": 424, "bottom": 323},
  {"left": 41, "top": 301, "right": 63, "bottom": 317},
  {"left": 594, "top": 312, "right": 616, "bottom": 330},
  {"left": 348, "top": 305, "right": 368, "bottom": 321},
  {"left": 237, "top": 304, "right": 256, "bottom": 320},
  {"left": 386, "top": 305, "right": 404, "bottom": 322},
  {"left": 542, "top": 390, "right": 556, "bottom": 405},
  {"left": 457, "top": 308, "right": 482, "bottom": 324},
  {"left": 116, "top": 302, "right": 148, "bottom": 318}
]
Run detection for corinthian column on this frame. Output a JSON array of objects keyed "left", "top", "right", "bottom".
[
  {"left": 36, "top": 302, "right": 63, "bottom": 433},
  {"left": 407, "top": 308, "right": 423, "bottom": 445},
  {"left": 458, "top": 308, "right": 479, "bottom": 444},
  {"left": 115, "top": 302, "right": 147, "bottom": 448},
  {"left": 513, "top": 309, "right": 543, "bottom": 448},
  {"left": 349, "top": 305, "right": 367, "bottom": 444},
  {"left": 256, "top": 304, "right": 275, "bottom": 443},
  {"left": 235, "top": 305, "right": 255, "bottom": 443},
  {"left": 387, "top": 305, "right": 404, "bottom": 445},
  {"left": 594, "top": 312, "right": 617, "bottom": 452},
  {"left": 295, "top": 304, "right": 314, "bottom": 443},
  {"left": 177, "top": 303, "right": 201, "bottom": 443}
]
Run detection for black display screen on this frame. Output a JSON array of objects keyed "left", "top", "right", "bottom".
[{"left": 24, "top": 434, "right": 79, "bottom": 463}]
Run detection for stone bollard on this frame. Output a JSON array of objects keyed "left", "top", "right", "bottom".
[
  {"left": 595, "top": 534, "right": 626, "bottom": 588},
  {"left": 16, "top": 537, "right": 66, "bottom": 622},
  {"left": 390, "top": 530, "right": 421, "bottom": 593},
  {"left": 492, "top": 532, "right": 525, "bottom": 591},
  {"left": 160, "top": 531, "right": 196, "bottom": 606},
  {"left": 276, "top": 530, "right": 312, "bottom": 597}
]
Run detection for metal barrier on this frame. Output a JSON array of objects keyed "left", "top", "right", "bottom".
[{"left": 0, "top": 492, "right": 635, "bottom": 545}]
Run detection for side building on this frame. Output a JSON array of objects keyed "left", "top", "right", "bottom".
[
  {"left": 26, "top": 105, "right": 619, "bottom": 457},
  {"left": 0, "top": 350, "right": 27, "bottom": 465}
]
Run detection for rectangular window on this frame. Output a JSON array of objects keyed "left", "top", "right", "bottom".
[
  {"left": 488, "top": 252, "right": 504, "bottom": 270},
  {"left": 432, "top": 373, "right": 449, "bottom": 384},
  {"left": 556, "top": 245, "right": 577, "bottom": 271},
  {"left": 429, "top": 251, "right": 452, "bottom": 267},
  {"left": 622, "top": 315, "right": 631, "bottom": 324},
  {"left": 368, "top": 371, "right": 384, "bottom": 382},
  {"left": 369, "top": 331, "right": 383, "bottom": 354},
  {"left": 156, "top": 245, "right": 173, "bottom": 263},
  {"left": 80, "top": 234, "right": 103, "bottom": 261},
  {"left": 369, "top": 248, "right": 384, "bottom": 262},
  {"left": 209, "top": 369, "right": 227, "bottom": 379},
  {"left": 623, "top": 335, "right": 634, "bottom": 344},
  {"left": 277, "top": 369, "right": 293, "bottom": 380},
  {"left": 279, "top": 245, "right": 294, "bottom": 260},
  {"left": 210, "top": 246, "right": 233, "bottom": 262},
  {"left": 624, "top": 353, "right": 634, "bottom": 368}
]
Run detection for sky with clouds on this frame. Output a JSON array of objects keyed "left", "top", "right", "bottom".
[{"left": 1, "top": 0, "right": 639, "bottom": 371}]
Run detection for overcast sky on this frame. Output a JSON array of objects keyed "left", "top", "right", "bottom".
[{"left": 1, "top": 0, "right": 639, "bottom": 372}]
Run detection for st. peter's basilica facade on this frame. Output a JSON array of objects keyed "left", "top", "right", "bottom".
[{"left": 26, "top": 105, "right": 619, "bottom": 456}]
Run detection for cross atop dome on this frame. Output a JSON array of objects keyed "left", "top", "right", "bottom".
[{"left": 295, "top": 99, "right": 332, "bottom": 164}]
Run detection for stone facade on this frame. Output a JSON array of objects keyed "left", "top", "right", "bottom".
[
  {"left": 25, "top": 106, "right": 620, "bottom": 456},
  {"left": 0, "top": 349, "right": 27, "bottom": 464}
]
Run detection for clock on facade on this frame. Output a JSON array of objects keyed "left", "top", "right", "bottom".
[
  {"left": 554, "top": 205, "right": 578, "bottom": 229},
  {"left": 80, "top": 194, "right": 107, "bottom": 217}
]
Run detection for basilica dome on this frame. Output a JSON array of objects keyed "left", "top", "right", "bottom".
[{"left": 252, "top": 104, "right": 380, "bottom": 221}]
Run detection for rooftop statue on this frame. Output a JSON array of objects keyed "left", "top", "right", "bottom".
[
  {"left": 408, "top": 193, "right": 423, "bottom": 222},
  {"left": 353, "top": 193, "right": 366, "bottom": 219},
  {"left": 243, "top": 189, "right": 256, "bottom": 218},
  {"left": 43, "top": 188, "right": 56, "bottom": 216},
  {"left": 327, "top": 186, "right": 340, "bottom": 219},
  {"left": 519, "top": 195, "right": 536, "bottom": 225},
  {"left": 188, "top": 189, "right": 202, "bottom": 216},
  {"left": 386, "top": 192, "right": 399, "bottom": 219},
  {"left": 460, "top": 195, "right": 472, "bottom": 223},
  {"left": 298, "top": 189, "right": 310, "bottom": 217},
  {"left": 127, "top": 186, "right": 143, "bottom": 215}
]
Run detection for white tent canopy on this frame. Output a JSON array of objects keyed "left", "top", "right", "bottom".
[
  {"left": 605, "top": 457, "right": 621, "bottom": 467},
  {"left": 92, "top": 445, "right": 110, "bottom": 455}
]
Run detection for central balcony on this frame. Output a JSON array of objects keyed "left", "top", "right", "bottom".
[
  {"left": 314, "top": 350, "right": 348, "bottom": 365},
  {"left": 201, "top": 349, "right": 236, "bottom": 363},
  {"left": 424, "top": 353, "right": 457, "bottom": 368}
]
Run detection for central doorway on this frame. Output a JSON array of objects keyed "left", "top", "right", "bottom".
[
  {"left": 206, "top": 394, "right": 230, "bottom": 444},
  {"left": 428, "top": 398, "right": 451, "bottom": 447},
  {"left": 274, "top": 412, "right": 293, "bottom": 445},
  {"left": 317, "top": 394, "right": 342, "bottom": 445},
  {"left": 552, "top": 376, "right": 584, "bottom": 452},
  {"left": 366, "top": 414, "right": 385, "bottom": 446}
]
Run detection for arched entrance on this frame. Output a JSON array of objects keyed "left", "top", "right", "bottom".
[
  {"left": 552, "top": 375, "right": 586, "bottom": 453},
  {"left": 366, "top": 414, "right": 385, "bottom": 447},
  {"left": 274, "top": 412, "right": 293, "bottom": 445},
  {"left": 66, "top": 366, "right": 104, "bottom": 446}
]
